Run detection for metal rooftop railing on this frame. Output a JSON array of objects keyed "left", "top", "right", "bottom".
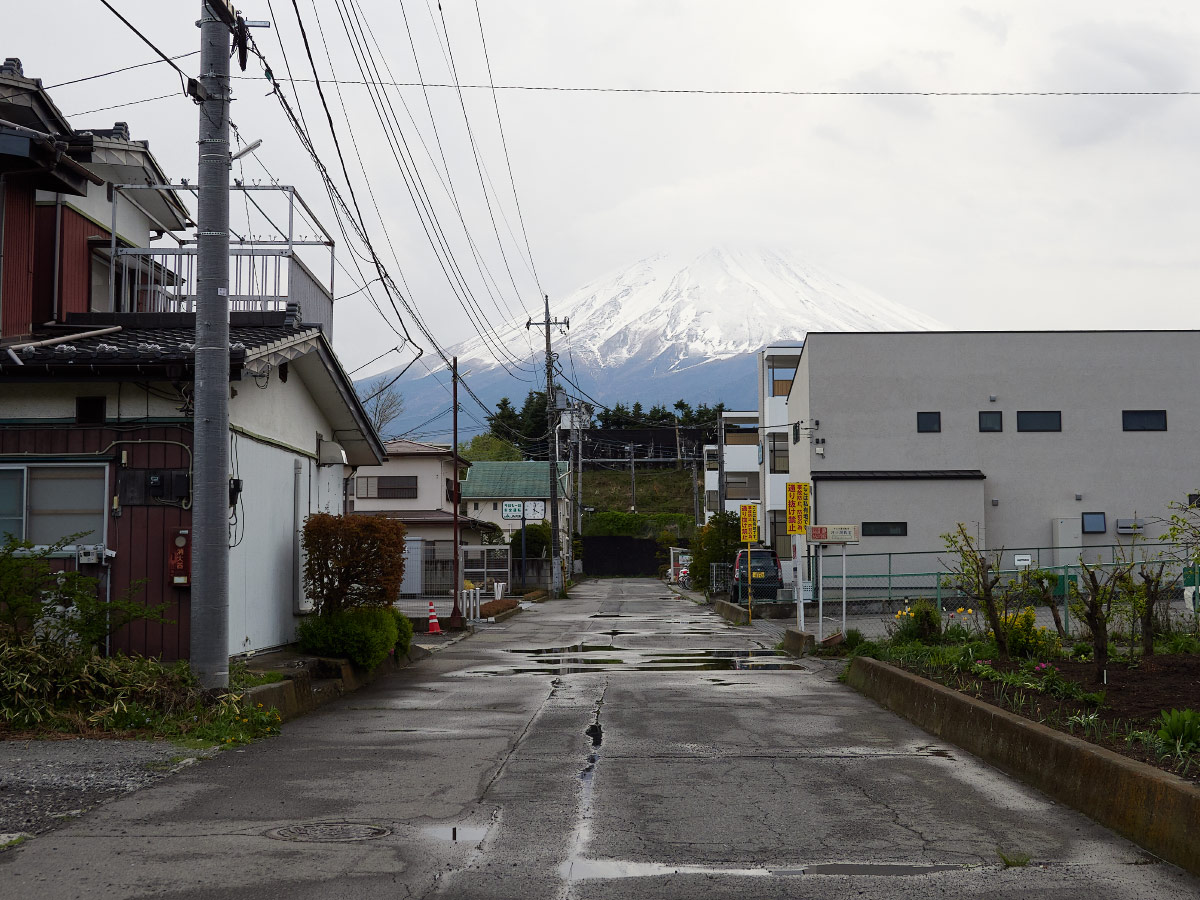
[{"left": 108, "top": 184, "right": 336, "bottom": 335}]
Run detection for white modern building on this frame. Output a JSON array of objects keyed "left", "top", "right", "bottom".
[
  {"left": 703, "top": 344, "right": 804, "bottom": 584},
  {"left": 784, "top": 330, "right": 1200, "bottom": 576}
]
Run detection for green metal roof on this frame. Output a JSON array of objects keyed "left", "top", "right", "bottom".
[{"left": 459, "top": 461, "right": 568, "bottom": 500}]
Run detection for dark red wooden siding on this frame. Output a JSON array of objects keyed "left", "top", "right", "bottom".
[
  {"left": 59, "top": 206, "right": 110, "bottom": 318},
  {"left": 0, "top": 424, "right": 194, "bottom": 660},
  {"left": 1, "top": 179, "right": 36, "bottom": 338}
]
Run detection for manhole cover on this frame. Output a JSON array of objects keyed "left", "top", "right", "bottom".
[{"left": 266, "top": 822, "right": 391, "bottom": 843}]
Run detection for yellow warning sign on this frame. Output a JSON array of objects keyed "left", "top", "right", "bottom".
[
  {"left": 785, "top": 482, "right": 811, "bottom": 535},
  {"left": 739, "top": 504, "right": 757, "bottom": 542}
]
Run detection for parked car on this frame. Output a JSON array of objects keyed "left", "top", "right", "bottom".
[{"left": 729, "top": 547, "right": 783, "bottom": 602}]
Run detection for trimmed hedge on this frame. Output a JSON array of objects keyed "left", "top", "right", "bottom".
[{"left": 297, "top": 607, "right": 399, "bottom": 669}]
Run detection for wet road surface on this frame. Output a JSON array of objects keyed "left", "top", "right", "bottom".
[{"left": 3, "top": 577, "right": 1197, "bottom": 899}]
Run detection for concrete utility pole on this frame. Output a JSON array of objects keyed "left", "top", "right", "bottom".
[
  {"left": 191, "top": 0, "right": 233, "bottom": 689},
  {"left": 691, "top": 443, "right": 701, "bottom": 526},
  {"left": 575, "top": 406, "right": 583, "bottom": 537},
  {"left": 527, "top": 296, "right": 567, "bottom": 595},
  {"left": 449, "top": 357, "right": 463, "bottom": 628}
]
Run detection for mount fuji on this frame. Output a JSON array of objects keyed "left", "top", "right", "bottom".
[{"left": 375, "top": 246, "right": 941, "bottom": 437}]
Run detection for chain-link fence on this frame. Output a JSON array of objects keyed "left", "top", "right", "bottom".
[{"left": 800, "top": 542, "right": 1200, "bottom": 640}]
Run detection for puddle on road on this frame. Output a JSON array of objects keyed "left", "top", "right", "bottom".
[
  {"left": 456, "top": 645, "right": 804, "bottom": 676},
  {"left": 798, "top": 863, "right": 964, "bottom": 876},
  {"left": 562, "top": 859, "right": 969, "bottom": 881}
]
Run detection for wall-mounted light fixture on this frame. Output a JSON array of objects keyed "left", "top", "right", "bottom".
[{"left": 991, "top": 498, "right": 999, "bottom": 507}]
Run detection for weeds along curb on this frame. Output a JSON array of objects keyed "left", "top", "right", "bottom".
[
  {"left": 846, "top": 656, "right": 1200, "bottom": 877},
  {"left": 244, "top": 650, "right": 425, "bottom": 723}
]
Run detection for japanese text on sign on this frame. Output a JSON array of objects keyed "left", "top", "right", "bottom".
[
  {"left": 739, "top": 504, "right": 757, "bottom": 541},
  {"left": 785, "top": 482, "right": 810, "bottom": 535}
]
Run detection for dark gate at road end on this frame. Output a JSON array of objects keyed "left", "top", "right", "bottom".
[{"left": 581, "top": 536, "right": 664, "bottom": 577}]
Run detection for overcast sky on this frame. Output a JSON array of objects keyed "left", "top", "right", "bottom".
[{"left": 11, "top": 2, "right": 1200, "bottom": 376}]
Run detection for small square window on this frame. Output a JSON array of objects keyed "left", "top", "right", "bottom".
[
  {"left": 1081, "top": 512, "right": 1107, "bottom": 534},
  {"left": 916, "top": 412, "right": 941, "bottom": 433},
  {"left": 978, "top": 411, "right": 1002, "bottom": 432},
  {"left": 493, "top": 502, "right": 498, "bottom": 511},
  {"left": 473, "top": 502, "right": 479, "bottom": 511},
  {"left": 1016, "top": 411, "right": 1061, "bottom": 432},
  {"left": 1122, "top": 410, "right": 1167, "bottom": 431},
  {"left": 75, "top": 396, "right": 106, "bottom": 425}
]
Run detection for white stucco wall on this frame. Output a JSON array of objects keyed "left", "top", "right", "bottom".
[{"left": 786, "top": 330, "right": 1200, "bottom": 565}]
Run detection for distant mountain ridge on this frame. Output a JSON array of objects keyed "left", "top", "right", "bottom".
[{"left": 373, "top": 246, "right": 941, "bottom": 438}]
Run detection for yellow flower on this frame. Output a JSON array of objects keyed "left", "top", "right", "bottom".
[
  {"left": 967, "top": 608, "right": 974, "bottom": 614},
  {"left": 956, "top": 607, "right": 964, "bottom": 614}
]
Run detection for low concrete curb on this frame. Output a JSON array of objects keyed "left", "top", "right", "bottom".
[
  {"left": 490, "top": 605, "right": 523, "bottom": 623},
  {"left": 243, "top": 649, "right": 424, "bottom": 723},
  {"left": 781, "top": 627, "right": 815, "bottom": 656},
  {"left": 713, "top": 598, "right": 749, "bottom": 625},
  {"left": 846, "top": 656, "right": 1200, "bottom": 877}
]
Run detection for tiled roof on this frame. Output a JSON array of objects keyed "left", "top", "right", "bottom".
[
  {"left": 1, "top": 313, "right": 315, "bottom": 371},
  {"left": 460, "top": 461, "right": 568, "bottom": 499}
]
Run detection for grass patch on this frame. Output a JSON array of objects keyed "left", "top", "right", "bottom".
[{"left": 996, "top": 847, "right": 1032, "bottom": 868}]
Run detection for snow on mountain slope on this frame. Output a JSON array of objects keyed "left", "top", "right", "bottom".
[
  {"left": 374, "top": 246, "right": 941, "bottom": 436},
  {"left": 450, "top": 246, "right": 941, "bottom": 376}
]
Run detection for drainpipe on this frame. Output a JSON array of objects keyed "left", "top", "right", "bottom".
[{"left": 293, "top": 458, "right": 304, "bottom": 613}]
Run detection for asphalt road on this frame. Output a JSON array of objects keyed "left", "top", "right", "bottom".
[{"left": 3, "top": 577, "right": 1197, "bottom": 899}]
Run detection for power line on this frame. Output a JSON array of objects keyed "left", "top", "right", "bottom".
[
  {"left": 7, "top": 51, "right": 200, "bottom": 96},
  {"left": 68, "top": 93, "right": 178, "bottom": 117},
  {"left": 331, "top": 0, "right": 536, "bottom": 375},
  {"left": 473, "top": 0, "right": 543, "bottom": 295},
  {"left": 229, "top": 75, "right": 1200, "bottom": 98},
  {"left": 97, "top": 0, "right": 193, "bottom": 96}
]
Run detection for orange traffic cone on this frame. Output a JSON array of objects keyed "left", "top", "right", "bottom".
[{"left": 427, "top": 599, "right": 442, "bottom": 635}]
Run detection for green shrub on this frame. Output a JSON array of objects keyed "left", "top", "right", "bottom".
[
  {"left": 890, "top": 600, "right": 942, "bottom": 644},
  {"left": 1156, "top": 708, "right": 1200, "bottom": 753},
  {"left": 849, "top": 640, "right": 883, "bottom": 659},
  {"left": 996, "top": 606, "right": 1060, "bottom": 658},
  {"left": 844, "top": 628, "right": 865, "bottom": 651},
  {"left": 0, "top": 533, "right": 164, "bottom": 649},
  {"left": 297, "top": 607, "right": 399, "bottom": 669},
  {"left": 391, "top": 609, "right": 414, "bottom": 657}
]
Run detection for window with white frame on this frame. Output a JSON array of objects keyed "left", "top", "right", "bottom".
[{"left": 0, "top": 465, "right": 107, "bottom": 545}]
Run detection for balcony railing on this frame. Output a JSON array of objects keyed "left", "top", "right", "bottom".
[{"left": 109, "top": 184, "right": 336, "bottom": 336}]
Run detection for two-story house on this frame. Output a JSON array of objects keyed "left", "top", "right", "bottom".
[{"left": 0, "top": 63, "right": 383, "bottom": 660}]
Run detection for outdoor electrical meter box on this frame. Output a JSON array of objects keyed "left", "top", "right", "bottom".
[{"left": 168, "top": 529, "right": 191, "bottom": 586}]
